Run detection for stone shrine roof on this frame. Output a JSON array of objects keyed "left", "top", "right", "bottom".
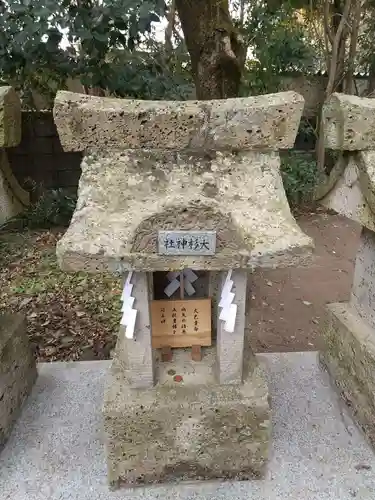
[
  {"left": 321, "top": 93, "right": 375, "bottom": 230},
  {"left": 324, "top": 93, "right": 375, "bottom": 151},
  {"left": 54, "top": 91, "right": 313, "bottom": 273}
]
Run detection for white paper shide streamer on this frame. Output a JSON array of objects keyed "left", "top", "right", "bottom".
[
  {"left": 164, "top": 269, "right": 199, "bottom": 297},
  {"left": 120, "top": 271, "right": 137, "bottom": 339},
  {"left": 218, "top": 270, "right": 237, "bottom": 333}
]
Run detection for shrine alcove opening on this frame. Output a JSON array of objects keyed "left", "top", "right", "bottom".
[{"left": 150, "top": 270, "right": 213, "bottom": 362}]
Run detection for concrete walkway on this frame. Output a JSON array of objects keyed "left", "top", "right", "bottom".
[{"left": 1, "top": 352, "right": 375, "bottom": 499}]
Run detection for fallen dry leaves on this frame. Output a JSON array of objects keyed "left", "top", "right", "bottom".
[{"left": 0, "top": 229, "right": 122, "bottom": 362}]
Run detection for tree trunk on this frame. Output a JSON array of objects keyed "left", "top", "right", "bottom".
[
  {"left": 344, "top": 0, "right": 361, "bottom": 94},
  {"left": 316, "top": 0, "right": 352, "bottom": 177},
  {"left": 175, "top": 0, "right": 245, "bottom": 99},
  {"left": 331, "top": 0, "right": 349, "bottom": 91},
  {"left": 368, "top": 63, "right": 375, "bottom": 96}
]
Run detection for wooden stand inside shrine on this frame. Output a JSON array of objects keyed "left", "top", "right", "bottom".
[{"left": 151, "top": 270, "right": 211, "bottom": 362}]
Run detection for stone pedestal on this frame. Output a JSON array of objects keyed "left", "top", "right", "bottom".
[
  {"left": 320, "top": 227, "right": 375, "bottom": 446},
  {"left": 0, "top": 314, "right": 37, "bottom": 450},
  {"left": 319, "top": 93, "right": 375, "bottom": 447},
  {"left": 104, "top": 349, "right": 270, "bottom": 487},
  {"left": 321, "top": 302, "right": 375, "bottom": 445}
]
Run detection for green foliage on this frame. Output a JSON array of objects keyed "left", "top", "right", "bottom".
[
  {"left": 281, "top": 151, "right": 318, "bottom": 206},
  {"left": 0, "top": 0, "right": 324, "bottom": 104},
  {"left": 0, "top": 0, "right": 67, "bottom": 105},
  {"left": 357, "top": 2, "right": 375, "bottom": 82},
  {"left": 102, "top": 46, "right": 193, "bottom": 100},
  {"left": 1, "top": 189, "right": 77, "bottom": 230},
  {"left": 298, "top": 118, "right": 317, "bottom": 139},
  {"left": 241, "top": 1, "right": 316, "bottom": 96},
  {"left": 295, "top": 117, "right": 318, "bottom": 151},
  {"left": 0, "top": 0, "right": 193, "bottom": 106}
]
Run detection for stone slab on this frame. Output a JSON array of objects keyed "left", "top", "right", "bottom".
[
  {"left": 0, "top": 86, "right": 21, "bottom": 148},
  {"left": 54, "top": 91, "right": 304, "bottom": 152},
  {"left": 320, "top": 301, "right": 375, "bottom": 448},
  {"left": 0, "top": 314, "right": 37, "bottom": 450},
  {"left": 323, "top": 92, "right": 375, "bottom": 150},
  {"left": 2, "top": 353, "right": 375, "bottom": 499}
]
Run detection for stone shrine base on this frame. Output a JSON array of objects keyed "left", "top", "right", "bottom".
[
  {"left": 104, "top": 349, "right": 270, "bottom": 487},
  {"left": 321, "top": 302, "right": 375, "bottom": 447},
  {"left": 2, "top": 352, "right": 375, "bottom": 500}
]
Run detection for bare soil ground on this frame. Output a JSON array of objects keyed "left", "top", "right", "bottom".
[
  {"left": 250, "top": 209, "right": 360, "bottom": 353},
  {"left": 0, "top": 209, "right": 360, "bottom": 361}
]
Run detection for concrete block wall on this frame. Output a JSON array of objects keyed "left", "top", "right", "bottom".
[{"left": 7, "top": 111, "right": 82, "bottom": 198}]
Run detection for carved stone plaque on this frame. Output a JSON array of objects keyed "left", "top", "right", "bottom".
[{"left": 158, "top": 230, "right": 216, "bottom": 256}]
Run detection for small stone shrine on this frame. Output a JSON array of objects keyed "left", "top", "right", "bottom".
[
  {"left": 53, "top": 90, "right": 312, "bottom": 488},
  {"left": 319, "top": 93, "right": 375, "bottom": 447}
]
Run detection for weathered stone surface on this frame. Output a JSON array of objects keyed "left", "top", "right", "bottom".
[
  {"left": 54, "top": 90, "right": 304, "bottom": 152},
  {"left": 103, "top": 348, "right": 270, "bottom": 488},
  {"left": 0, "top": 149, "right": 30, "bottom": 224},
  {"left": 320, "top": 302, "right": 375, "bottom": 448},
  {"left": 56, "top": 89, "right": 309, "bottom": 490},
  {"left": 320, "top": 155, "right": 375, "bottom": 232},
  {"left": 351, "top": 228, "right": 375, "bottom": 329},
  {"left": 320, "top": 94, "right": 375, "bottom": 213},
  {"left": 0, "top": 86, "right": 29, "bottom": 224},
  {"left": 114, "top": 272, "right": 155, "bottom": 389},
  {"left": 320, "top": 94, "right": 375, "bottom": 214},
  {"left": 314, "top": 152, "right": 347, "bottom": 202},
  {"left": 0, "top": 86, "right": 21, "bottom": 148},
  {"left": 323, "top": 93, "right": 375, "bottom": 151},
  {"left": 356, "top": 150, "right": 375, "bottom": 214},
  {"left": 208, "top": 269, "right": 256, "bottom": 344},
  {"left": 319, "top": 91, "right": 375, "bottom": 451},
  {"left": 56, "top": 150, "right": 313, "bottom": 273},
  {"left": 216, "top": 269, "right": 248, "bottom": 385},
  {"left": 0, "top": 314, "right": 37, "bottom": 450}
]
